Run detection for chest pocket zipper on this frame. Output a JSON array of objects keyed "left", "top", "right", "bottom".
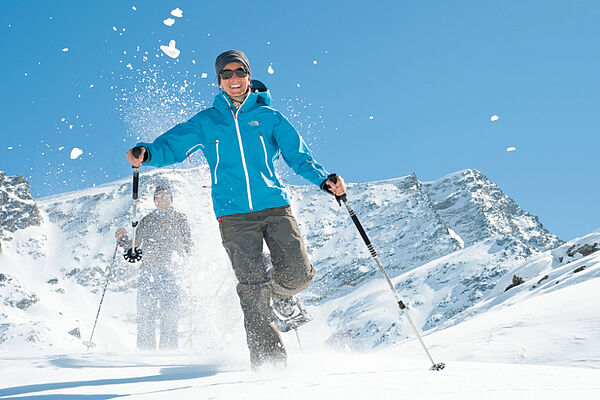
[
  {"left": 259, "top": 135, "right": 273, "bottom": 177},
  {"left": 211, "top": 140, "right": 220, "bottom": 184}
]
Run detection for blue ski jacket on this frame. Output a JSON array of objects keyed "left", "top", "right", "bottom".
[{"left": 137, "top": 81, "right": 330, "bottom": 218}]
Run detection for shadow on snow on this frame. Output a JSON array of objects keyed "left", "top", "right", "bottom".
[{"left": 0, "top": 365, "right": 216, "bottom": 398}]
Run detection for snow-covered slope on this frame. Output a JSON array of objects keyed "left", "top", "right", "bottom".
[
  {"left": 1, "top": 167, "right": 594, "bottom": 375},
  {"left": 319, "top": 228, "right": 600, "bottom": 355},
  {"left": 396, "top": 232, "right": 600, "bottom": 369}
]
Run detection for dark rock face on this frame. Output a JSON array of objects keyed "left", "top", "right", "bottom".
[
  {"left": 15, "top": 295, "right": 40, "bottom": 310},
  {"left": 505, "top": 274, "right": 525, "bottom": 291},
  {"left": 567, "top": 243, "right": 599, "bottom": 258},
  {"left": 0, "top": 172, "right": 43, "bottom": 234}
]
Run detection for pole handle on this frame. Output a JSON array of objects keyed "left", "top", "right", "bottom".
[
  {"left": 325, "top": 173, "right": 347, "bottom": 205},
  {"left": 131, "top": 146, "right": 143, "bottom": 158}
]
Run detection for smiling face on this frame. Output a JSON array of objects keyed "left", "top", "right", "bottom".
[{"left": 219, "top": 62, "right": 250, "bottom": 97}]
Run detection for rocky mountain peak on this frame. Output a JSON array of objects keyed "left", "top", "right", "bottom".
[
  {"left": 0, "top": 172, "right": 43, "bottom": 251},
  {"left": 423, "top": 169, "right": 562, "bottom": 251}
]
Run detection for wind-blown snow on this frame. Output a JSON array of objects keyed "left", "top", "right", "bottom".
[
  {"left": 171, "top": 8, "right": 183, "bottom": 18},
  {"left": 163, "top": 18, "right": 175, "bottom": 27},
  {"left": 160, "top": 40, "right": 180, "bottom": 58},
  {"left": 69, "top": 148, "right": 83, "bottom": 159},
  {"left": 491, "top": 114, "right": 500, "bottom": 122}
]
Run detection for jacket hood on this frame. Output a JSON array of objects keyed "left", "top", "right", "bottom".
[{"left": 213, "top": 79, "right": 271, "bottom": 111}]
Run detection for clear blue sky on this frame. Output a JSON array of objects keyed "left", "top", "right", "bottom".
[{"left": 1, "top": 1, "right": 599, "bottom": 241}]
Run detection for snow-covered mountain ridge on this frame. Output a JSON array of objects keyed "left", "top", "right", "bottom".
[
  {"left": 0, "top": 172, "right": 43, "bottom": 252},
  {"left": 2, "top": 167, "right": 596, "bottom": 371}
]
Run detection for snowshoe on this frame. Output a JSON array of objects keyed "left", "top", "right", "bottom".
[{"left": 271, "top": 295, "right": 312, "bottom": 332}]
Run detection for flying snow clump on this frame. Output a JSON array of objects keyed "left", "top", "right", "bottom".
[
  {"left": 506, "top": 147, "right": 516, "bottom": 152},
  {"left": 491, "top": 115, "right": 500, "bottom": 122},
  {"left": 70, "top": 148, "right": 83, "bottom": 159},
  {"left": 62, "top": 48, "right": 69, "bottom": 52},
  {"left": 268, "top": 65, "right": 275, "bottom": 75},
  {"left": 171, "top": 8, "right": 183, "bottom": 18},
  {"left": 201, "top": 73, "right": 208, "bottom": 78},
  {"left": 163, "top": 18, "right": 175, "bottom": 26},
  {"left": 160, "top": 40, "right": 180, "bottom": 58}
]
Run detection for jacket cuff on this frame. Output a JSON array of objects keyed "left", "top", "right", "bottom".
[{"left": 320, "top": 173, "right": 337, "bottom": 193}]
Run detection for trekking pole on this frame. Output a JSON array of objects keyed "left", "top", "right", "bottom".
[
  {"left": 327, "top": 175, "right": 445, "bottom": 371},
  {"left": 83, "top": 242, "right": 119, "bottom": 349},
  {"left": 124, "top": 151, "right": 143, "bottom": 263}
]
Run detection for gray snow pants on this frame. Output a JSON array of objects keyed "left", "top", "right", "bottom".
[
  {"left": 219, "top": 206, "right": 315, "bottom": 367},
  {"left": 137, "top": 266, "right": 180, "bottom": 350}
]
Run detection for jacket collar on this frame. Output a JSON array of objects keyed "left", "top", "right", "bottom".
[{"left": 212, "top": 80, "right": 271, "bottom": 114}]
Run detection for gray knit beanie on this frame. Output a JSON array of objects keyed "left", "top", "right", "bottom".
[
  {"left": 215, "top": 50, "right": 251, "bottom": 76},
  {"left": 154, "top": 182, "right": 172, "bottom": 197}
]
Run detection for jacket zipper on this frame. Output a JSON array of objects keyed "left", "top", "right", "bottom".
[
  {"left": 259, "top": 135, "right": 273, "bottom": 177},
  {"left": 224, "top": 93, "right": 254, "bottom": 211}
]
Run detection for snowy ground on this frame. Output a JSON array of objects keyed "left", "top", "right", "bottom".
[
  {"left": 1, "top": 350, "right": 599, "bottom": 399},
  {"left": 1, "top": 271, "right": 599, "bottom": 399}
]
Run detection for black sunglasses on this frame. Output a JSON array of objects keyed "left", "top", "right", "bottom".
[{"left": 219, "top": 68, "right": 248, "bottom": 80}]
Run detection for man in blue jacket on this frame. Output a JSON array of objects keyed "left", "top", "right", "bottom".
[{"left": 126, "top": 50, "right": 346, "bottom": 368}]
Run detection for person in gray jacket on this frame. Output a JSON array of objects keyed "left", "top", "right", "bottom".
[{"left": 116, "top": 184, "right": 193, "bottom": 350}]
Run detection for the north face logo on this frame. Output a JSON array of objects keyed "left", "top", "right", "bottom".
[{"left": 249, "top": 121, "right": 259, "bottom": 126}]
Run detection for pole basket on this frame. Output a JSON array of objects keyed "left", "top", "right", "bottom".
[{"left": 124, "top": 247, "right": 142, "bottom": 263}]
